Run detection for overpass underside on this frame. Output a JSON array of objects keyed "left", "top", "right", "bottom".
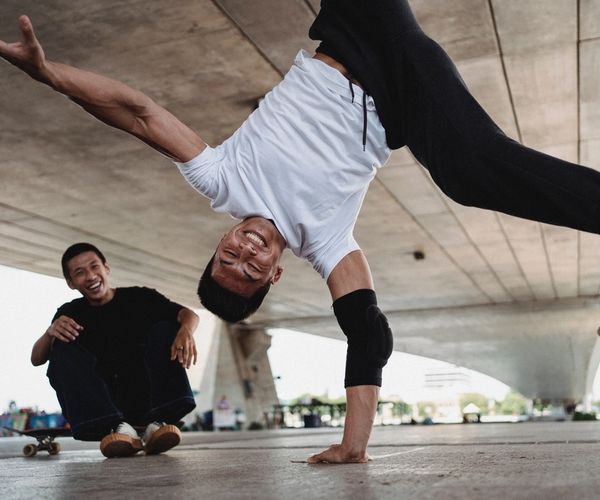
[{"left": 270, "top": 297, "right": 600, "bottom": 403}]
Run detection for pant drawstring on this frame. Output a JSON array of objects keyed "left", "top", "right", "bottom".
[
  {"left": 349, "top": 79, "right": 368, "bottom": 152},
  {"left": 362, "top": 91, "right": 368, "bottom": 151}
]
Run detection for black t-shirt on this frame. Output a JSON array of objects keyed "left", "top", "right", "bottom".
[{"left": 52, "top": 287, "right": 183, "bottom": 377}]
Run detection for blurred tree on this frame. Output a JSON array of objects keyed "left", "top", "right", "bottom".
[
  {"left": 417, "top": 401, "right": 437, "bottom": 418},
  {"left": 499, "top": 391, "right": 528, "bottom": 415}
]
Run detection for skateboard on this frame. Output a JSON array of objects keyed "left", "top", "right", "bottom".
[{"left": 3, "top": 426, "right": 71, "bottom": 457}]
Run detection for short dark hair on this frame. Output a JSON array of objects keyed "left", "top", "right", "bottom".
[
  {"left": 61, "top": 242, "right": 106, "bottom": 280},
  {"left": 198, "top": 255, "right": 271, "bottom": 323}
]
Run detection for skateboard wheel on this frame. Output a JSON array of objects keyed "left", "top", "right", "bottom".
[
  {"left": 23, "top": 444, "right": 38, "bottom": 457},
  {"left": 49, "top": 442, "right": 61, "bottom": 455}
]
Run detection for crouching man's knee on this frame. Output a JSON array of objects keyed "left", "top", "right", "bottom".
[{"left": 333, "top": 289, "right": 394, "bottom": 387}]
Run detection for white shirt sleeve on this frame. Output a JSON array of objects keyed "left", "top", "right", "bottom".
[{"left": 174, "top": 146, "right": 221, "bottom": 200}]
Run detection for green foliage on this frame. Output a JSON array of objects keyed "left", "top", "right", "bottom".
[
  {"left": 498, "top": 391, "right": 528, "bottom": 415},
  {"left": 417, "top": 401, "right": 437, "bottom": 417},
  {"left": 289, "top": 392, "right": 407, "bottom": 408},
  {"left": 392, "top": 401, "right": 411, "bottom": 416},
  {"left": 573, "top": 411, "right": 597, "bottom": 421}
]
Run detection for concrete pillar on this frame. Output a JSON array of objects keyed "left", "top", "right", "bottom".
[
  {"left": 178, "top": 310, "right": 221, "bottom": 429},
  {"left": 525, "top": 399, "right": 534, "bottom": 419},
  {"left": 584, "top": 337, "right": 600, "bottom": 413},
  {"left": 212, "top": 323, "right": 279, "bottom": 429},
  {"left": 582, "top": 393, "right": 594, "bottom": 414}
]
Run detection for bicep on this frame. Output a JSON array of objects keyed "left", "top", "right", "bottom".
[
  {"left": 326, "top": 250, "right": 374, "bottom": 301},
  {"left": 131, "top": 103, "right": 207, "bottom": 162}
]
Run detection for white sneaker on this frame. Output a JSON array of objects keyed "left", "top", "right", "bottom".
[
  {"left": 100, "top": 422, "right": 143, "bottom": 458},
  {"left": 143, "top": 421, "right": 181, "bottom": 455}
]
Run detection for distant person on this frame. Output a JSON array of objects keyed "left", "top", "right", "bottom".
[
  {"left": 30, "top": 243, "right": 199, "bottom": 458},
  {"left": 217, "top": 395, "right": 230, "bottom": 410}
]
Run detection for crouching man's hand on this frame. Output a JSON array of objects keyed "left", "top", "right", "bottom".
[
  {"left": 170, "top": 308, "right": 199, "bottom": 368},
  {"left": 170, "top": 327, "right": 197, "bottom": 368},
  {"left": 307, "top": 444, "right": 372, "bottom": 464},
  {"left": 47, "top": 315, "right": 83, "bottom": 343}
]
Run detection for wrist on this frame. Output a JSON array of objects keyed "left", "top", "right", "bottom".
[
  {"left": 42, "top": 61, "right": 59, "bottom": 88},
  {"left": 339, "top": 445, "right": 367, "bottom": 462},
  {"left": 178, "top": 325, "right": 192, "bottom": 336},
  {"left": 339, "top": 439, "right": 367, "bottom": 460}
]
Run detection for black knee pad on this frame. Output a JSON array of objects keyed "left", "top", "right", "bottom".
[{"left": 333, "top": 289, "right": 394, "bottom": 387}]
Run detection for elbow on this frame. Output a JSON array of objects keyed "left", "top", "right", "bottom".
[
  {"left": 128, "top": 96, "right": 156, "bottom": 134},
  {"left": 181, "top": 307, "right": 199, "bottom": 321},
  {"left": 30, "top": 348, "right": 48, "bottom": 367}
]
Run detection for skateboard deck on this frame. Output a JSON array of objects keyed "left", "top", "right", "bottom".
[{"left": 3, "top": 426, "right": 71, "bottom": 457}]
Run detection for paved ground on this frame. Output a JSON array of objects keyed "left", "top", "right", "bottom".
[{"left": 1, "top": 421, "right": 599, "bottom": 499}]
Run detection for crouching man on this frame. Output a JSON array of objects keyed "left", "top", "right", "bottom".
[{"left": 31, "top": 242, "right": 198, "bottom": 458}]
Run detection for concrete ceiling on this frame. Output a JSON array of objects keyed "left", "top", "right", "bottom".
[{"left": 1, "top": 0, "right": 600, "bottom": 399}]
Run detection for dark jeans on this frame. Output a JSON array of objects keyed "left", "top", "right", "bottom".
[{"left": 47, "top": 321, "right": 196, "bottom": 441}]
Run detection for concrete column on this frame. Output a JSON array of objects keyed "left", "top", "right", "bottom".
[
  {"left": 584, "top": 337, "right": 600, "bottom": 413},
  {"left": 178, "top": 310, "right": 221, "bottom": 429},
  {"left": 212, "top": 323, "right": 279, "bottom": 429},
  {"left": 582, "top": 393, "right": 594, "bottom": 414}
]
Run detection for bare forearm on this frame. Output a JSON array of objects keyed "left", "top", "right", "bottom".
[
  {"left": 44, "top": 60, "right": 151, "bottom": 134},
  {"left": 177, "top": 308, "right": 199, "bottom": 334},
  {"left": 31, "top": 330, "right": 53, "bottom": 366},
  {"left": 31, "top": 315, "right": 83, "bottom": 366},
  {"left": 44, "top": 61, "right": 202, "bottom": 160},
  {"left": 341, "top": 385, "right": 379, "bottom": 458},
  {"left": 0, "top": 16, "right": 205, "bottom": 161},
  {"left": 307, "top": 384, "right": 378, "bottom": 463},
  {"left": 172, "top": 308, "right": 199, "bottom": 368}
]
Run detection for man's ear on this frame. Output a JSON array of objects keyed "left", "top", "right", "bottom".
[
  {"left": 271, "top": 265, "right": 284, "bottom": 285},
  {"left": 104, "top": 261, "right": 111, "bottom": 274},
  {"left": 66, "top": 278, "right": 76, "bottom": 290}
]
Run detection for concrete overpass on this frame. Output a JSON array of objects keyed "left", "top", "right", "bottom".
[{"left": 1, "top": 0, "right": 600, "bottom": 417}]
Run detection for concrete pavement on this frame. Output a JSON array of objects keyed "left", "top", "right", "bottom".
[{"left": 1, "top": 421, "right": 600, "bottom": 499}]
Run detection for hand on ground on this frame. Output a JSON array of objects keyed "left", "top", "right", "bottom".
[{"left": 307, "top": 444, "right": 372, "bottom": 464}]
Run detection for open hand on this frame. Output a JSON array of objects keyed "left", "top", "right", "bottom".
[
  {"left": 0, "top": 15, "right": 48, "bottom": 80},
  {"left": 307, "top": 444, "right": 372, "bottom": 464}
]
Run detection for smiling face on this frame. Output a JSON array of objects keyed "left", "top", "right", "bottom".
[
  {"left": 212, "top": 217, "right": 286, "bottom": 298},
  {"left": 65, "top": 251, "right": 114, "bottom": 306}
]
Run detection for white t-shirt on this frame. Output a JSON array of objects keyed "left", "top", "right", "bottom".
[{"left": 176, "top": 50, "right": 391, "bottom": 279}]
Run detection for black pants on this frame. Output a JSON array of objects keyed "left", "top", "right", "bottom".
[
  {"left": 316, "top": 0, "right": 600, "bottom": 234},
  {"left": 47, "top": 321, "right": 196, "bottom": 441},
  {"left": 397, "top": 21, "right": 600, "bottom": 233}
]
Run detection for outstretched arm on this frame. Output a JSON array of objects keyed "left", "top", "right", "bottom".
[
  {"left": 307, "top": 251, "right": 389, "bottom": 464},
  {"left": 0, "top": 16, "right": 205, "bottom": 162}
]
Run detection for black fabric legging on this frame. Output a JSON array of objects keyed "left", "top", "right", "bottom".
[
  {"left": 316, "top": 0, "right": 600, "bottom": 234},
  {"left": 398, "top": 25, "right": 600, "bottom": 234}
]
